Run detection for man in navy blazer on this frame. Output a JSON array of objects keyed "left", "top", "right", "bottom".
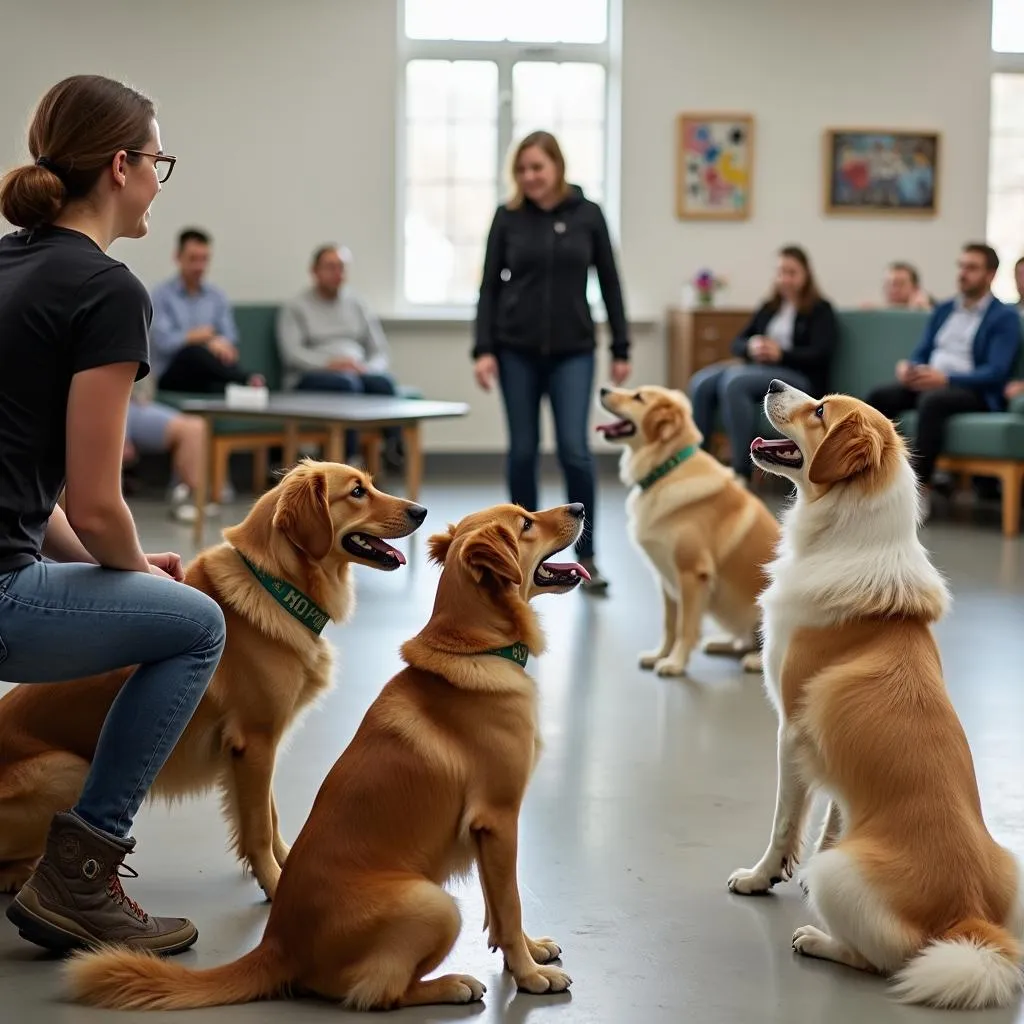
[{"left": 866, "top": 242, "right": 1022, "bottom": 488}]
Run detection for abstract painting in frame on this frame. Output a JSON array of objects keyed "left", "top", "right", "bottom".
[
  {"left": 676, "top": 113, "right": 754, "bottom": 220},
  {"left": 824, "top": 128, "right": 939, "bottom": 216}
]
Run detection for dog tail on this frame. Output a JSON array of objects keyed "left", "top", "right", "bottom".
[
  {"left": 890, "top": 918, "right": 1023, "bottom": 1010},
  {"left": 63, "top": 941, "right": 289, "bottom": 1011}
]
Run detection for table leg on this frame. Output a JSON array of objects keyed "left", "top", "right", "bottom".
[
  {"left": 402, "top": 423, "right": 422, "bottom": 501},
  {"left": 192, "top": 413, "right": 214, "bottom": 548},
  {"left": 326, "top": 424, "right": 344, "bottom": 464},
  {"left": 283, "top": 421, "right": 299, "bottom": 469}
]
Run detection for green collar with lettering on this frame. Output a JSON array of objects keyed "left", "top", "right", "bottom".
[
  {"left": 482, "top": 642, "right": 530, "bottom": 668},
  {"left": 236, "top": 551, "right": 330, "bottom": 636},
  {"left": 636, "top": 445, "right": 699, "bottom": 491}
]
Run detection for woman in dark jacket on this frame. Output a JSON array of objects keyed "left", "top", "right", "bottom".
[
  {"left": 473, "top": 130, "right": 631, "bottom": 592},
  {"left": 689, "top": 245, "right": 838, "bottom": 481}
]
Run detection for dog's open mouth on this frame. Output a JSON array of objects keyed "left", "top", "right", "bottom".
[
  {"left": 534, "top": 556, "right": 591, "bottom": 589},
  {"left": 341, "top": 533, "right": 407, "bottom": 570},
  {"left": 596, "top": 419, "right": 636, "bottom": 440},
  {"left": 750, "top": 437, "right": 803, "bottom": 469}
]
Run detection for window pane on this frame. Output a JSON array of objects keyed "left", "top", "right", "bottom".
[
  {"left": 404, "top": 60, "right": 499, "bottom": 304},
  {"left": 993, "top": 0, "right": 1024, "bottom": 53},
  {"left": 512, "top": 62, "right": 606, "bottom": 201},
  {"left": 404, "top": 0, "right": 607, "bottom": 43},
  {"left": 987, "top": 73, "right": 1024, "bottom": 302}
]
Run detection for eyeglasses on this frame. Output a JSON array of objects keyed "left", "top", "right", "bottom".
[{"left": 127, "top": 150, "right": 176, "bottom": 184}]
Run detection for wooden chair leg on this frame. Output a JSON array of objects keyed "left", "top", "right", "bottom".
[
  {"left": 212, "top": 440, "right": 230, "bottom": 504},
  {"left": 999, "top": 463, "right": 1023, "bottom": 537},
  {"left": 362, "top": 432, "right": 382, "bottom": 477},
  {"left": 252, "top": 445, "right": 269, "bottom": 495}
]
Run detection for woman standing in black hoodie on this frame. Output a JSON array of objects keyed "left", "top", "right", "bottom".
[{"left": 473, "top": 131, "right": 631, "bottom": 592}]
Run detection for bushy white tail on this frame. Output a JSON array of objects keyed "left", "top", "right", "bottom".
[{"left": 890, "top": 919, "right": 1023, "bottom": 1010}]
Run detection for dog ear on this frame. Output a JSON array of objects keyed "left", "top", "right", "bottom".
[
  {"left": 273, "top": 467, "right": 334, "bottom": 560},
  {"left": 645, "top": 401, "right": 684, "bottom": 443},
  {"left": 427, "top": 525, "right": 456, "bottom": 566},
  {"left": 460, "top": 523, "right": 523, "bottom": 587},
  {"left": 807, "top": 412, "right": 883, "bottom": 485}
]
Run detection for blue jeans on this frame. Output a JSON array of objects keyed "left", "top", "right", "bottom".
[
  {"left": 0, "top": 561, "right": 225, "bottom": 839},
  {"left": 497, "top": 350, "right": 597, "bottom": 561},
  {"left": 295, "top": 370, "right": 400, "bottom": 455},
  {"left": 689, "top": 362, "right": 813, "bottom": 478}
]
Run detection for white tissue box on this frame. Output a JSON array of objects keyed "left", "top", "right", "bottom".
[{"left": 225, "top": 383, "right": 269, "bottom": 409}]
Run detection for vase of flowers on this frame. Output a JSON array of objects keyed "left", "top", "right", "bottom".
[{"left": 692, "top": 268, "right": 726, "bottom": 308}]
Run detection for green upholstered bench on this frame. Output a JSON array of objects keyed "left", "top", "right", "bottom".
[
  {"left": 714, "top": 308, "right": 1024, "bottom": 535},
  {"left": 155, "top": 304, "right": 423, "bottom": 497}
]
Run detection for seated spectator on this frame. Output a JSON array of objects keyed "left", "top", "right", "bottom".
[
  {"left": 123, "top": 376, "right": 218, "bottom": 523},
  {"left": 277, "top": 244, "right": 401, "bottom": 464},
  {"left": 151, "top": 227, "right": 262, "bottom": 393},
  {"left": 689, "top": 245, "right": 838, "bottom": 482},
  {"left": 875, "top": 261, "right": 933, "bottom": 310},
  {"left": 865, "top": 243, "right": 1022, "bottom": 497}
]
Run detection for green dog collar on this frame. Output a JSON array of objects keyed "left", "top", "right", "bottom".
[
  {"left": 236, "top": 551, "right": 330, "bottom": 636},
  {"left": 636, "top": 445, "right": 699, "bottom": 491}
]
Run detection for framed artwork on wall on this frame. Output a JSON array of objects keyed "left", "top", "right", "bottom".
[
  {"left": 675, "top": 113, "right": 754, "bottom": 220},
  {"left": 824, "top": 128, "right": 939, "bottom": 216}
]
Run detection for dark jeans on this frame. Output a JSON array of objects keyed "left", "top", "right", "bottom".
[
  {"left": 865, "top": 383, "right": 987, "bottom": 483},
  {"left": 689, "top": 362, "right": 813, "bottom": 478},
  {"left": 295, "top": 370, "right": 401, "bottom": 457},
  {"left": 0, "top": 561, "right": 225, "bottom": 840},
  {"left": 497, "top": 350, "right": 596, "bottom": 561},
  {"left": 158, "top": 344, "right": 251, "bottom": 393}
]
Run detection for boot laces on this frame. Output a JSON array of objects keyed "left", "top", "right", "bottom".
[{"left": 105, "top": 862, "right": 149, "bottom": 923}]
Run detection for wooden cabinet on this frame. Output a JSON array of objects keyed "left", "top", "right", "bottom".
[{"left": 665, "top": 307, "right": 752, "bottom": 391}]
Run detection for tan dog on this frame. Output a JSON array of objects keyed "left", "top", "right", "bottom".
[
  {"left": 598, "top": 384, "right": 779, "bottom": 676},
  {"left": 0, "top": 460, "right": 426, "bottom": 901},
  {"left": 727, "top": 380, "right": 1024, "bottom": 1009},
  {"left": 65, "top": 502, "right": 586, "bottom": 1011}
]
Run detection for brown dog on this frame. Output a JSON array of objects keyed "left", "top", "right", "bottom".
[
  {"left": 598, "top": 384, "right": 779, "bottom": 676},
  {"left": 64, "top": 502, "right": 586, "bottom": 1012},
  {"left": 727, "top": 382, "right": 1023, "bottom": 1009},
  {"left": 0, "top": 460, "right": 426, "bottom": 901}
]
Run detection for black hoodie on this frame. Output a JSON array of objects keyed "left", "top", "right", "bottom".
[{"left": 473, "top": 185, "right": 630, "bottom": 362}]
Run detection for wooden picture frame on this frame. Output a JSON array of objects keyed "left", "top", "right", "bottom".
[
  {"left": 823, "top": 128, "right": 940, "bottom": 216},
  {"left": 675, "top": 113, "right": 754, "bottom": 220}
]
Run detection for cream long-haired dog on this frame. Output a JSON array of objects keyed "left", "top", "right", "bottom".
[{"left": 726, "top": 380, "right": 1023, "bottom": 1010}]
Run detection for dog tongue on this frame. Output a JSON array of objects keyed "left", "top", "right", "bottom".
[
  {"left": 543, "top": 560, "right": 591, "bottom": 581},
  {"left": 367, "top": 536, "right": 406, "bottom": 564}
]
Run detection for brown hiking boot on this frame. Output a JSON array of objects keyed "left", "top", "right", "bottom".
[{"left": 5, "top": 810, "right": 197, "bottom": 956}]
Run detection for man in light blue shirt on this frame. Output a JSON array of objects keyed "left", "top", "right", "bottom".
[{"left": 150, "top": 228, "right": 261, "bottom": 393}]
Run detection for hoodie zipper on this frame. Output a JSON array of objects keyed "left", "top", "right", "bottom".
[{"left": 541, "top": 211, "right": 555, "bottom": 357}]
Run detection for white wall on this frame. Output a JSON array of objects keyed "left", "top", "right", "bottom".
[{"left": 0, "top": 0, "right": 993, "bottom": 452}]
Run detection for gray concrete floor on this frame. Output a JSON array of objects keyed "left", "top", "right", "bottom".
[{"left": 2, "top": 471, "right": 1023, "bottom": 1022}]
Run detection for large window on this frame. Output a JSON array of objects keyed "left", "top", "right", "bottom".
[
  {"left": 987, "top": 74, "right": 1024, "bottom": 301},
  {"left": 398, "top": 0, "right": 615, "bottom": 308},
  {"left": 993, "top": 0, "right": 1024, "bottom": 54}
]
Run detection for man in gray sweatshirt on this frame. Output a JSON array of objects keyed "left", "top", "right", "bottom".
[{"left": 277, "top": 244, "right": 401, "bottom": 462}]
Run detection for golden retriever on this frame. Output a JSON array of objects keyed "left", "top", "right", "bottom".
[
  {"left": 598, "top": 384, "right": 780, "bottom": 676},
  {"left": 0, "top": 460, "right": 426, "bottom": 902},
  {"left": 726, "top": 379, "right": 1024, "bottom": 1009},
  {"left": 64, "top": 501, "right": 586, "bottom": 1011}
]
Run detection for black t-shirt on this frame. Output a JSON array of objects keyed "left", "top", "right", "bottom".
[{"left": 0, "top": 226, "right": 152, "bottom": 573}]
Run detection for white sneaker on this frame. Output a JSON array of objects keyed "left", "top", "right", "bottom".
[{"left": 169, "top": 483, "right": 220, "bottom": 523}]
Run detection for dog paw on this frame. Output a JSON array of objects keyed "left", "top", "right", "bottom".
[
  {"left": 451, "top": 975, "right": 487, "bottom": 1003},
  {"left": 741, "top": 652, "right": 763, "bottom": 673},
  {"left": 257, "top": 865, "right": 282, "bottom": 901},
  {"left": 654, "top": 656, "right": 687, "bottom": 677},
  {"left": 517, "top": 965, "right": 572, "bottom": 995},
  {"left": 526, "top": 935, "right": 562, "bottom": 964},
  {"left": 638, "top": 651, "right": 665, "bottom": 670},
  {"left": 727, "top": 865, "right": 781, "bottom": 895},
  {"left": 792, "top": 925, "right": 830, "bottom": 958}
]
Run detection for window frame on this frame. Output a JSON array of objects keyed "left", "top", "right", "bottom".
[
  {"left": 394, "top": 0, "right": 622, "bottom": 315},
  {"left": 988, "top": 9, "right": 1024, "bottom": 303}
]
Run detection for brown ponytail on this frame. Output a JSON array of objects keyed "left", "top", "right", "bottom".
[{"left": 0, "top": 74, "right": 156, "bottom": 230}]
